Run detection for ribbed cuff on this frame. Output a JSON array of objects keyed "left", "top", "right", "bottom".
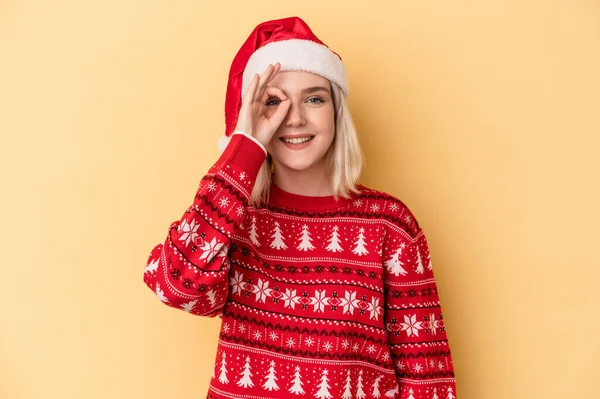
[{"left": 215, "top": 133, "right": 267, "bottom": 180}]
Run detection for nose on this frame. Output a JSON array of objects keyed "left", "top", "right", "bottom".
[{"left": 284, "top": 101, "right": 306, "bottom": 127}]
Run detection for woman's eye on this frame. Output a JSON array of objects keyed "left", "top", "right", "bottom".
[
  {"left": 307, "top": 97, "right": 324, "bottom": 104},
  {"left": 266, "top": 98, "right": 281, "bottom": 106}
]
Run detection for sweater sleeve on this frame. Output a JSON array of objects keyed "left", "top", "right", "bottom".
[
  {"left": 382, "top": 208, "right": 457, "bottom": 398},
  {"left": 143, "top": 133, "right": 266, "bottom": 317}
]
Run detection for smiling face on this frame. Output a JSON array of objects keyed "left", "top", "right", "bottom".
[{"left": 264, "top": 71, "right": 336, "bottom": 176}]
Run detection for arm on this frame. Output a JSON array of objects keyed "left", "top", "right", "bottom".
[
  {"left": 383, "top": 209, "right": 457, "bottom": 398},
  {"left": 143, "top": 132, "right": 266, "bottom": 317}
]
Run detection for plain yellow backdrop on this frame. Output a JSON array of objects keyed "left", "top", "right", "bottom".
[{"left": 1, "top": 1, "right": 599, "bottom": 398}]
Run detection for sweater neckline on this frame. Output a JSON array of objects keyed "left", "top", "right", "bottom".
[{"left": 267, "top": 181, "right": 357, "bottom": 212}]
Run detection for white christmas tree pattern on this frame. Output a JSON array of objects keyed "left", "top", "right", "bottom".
[
  {"left": 155, "top": 282, "right": 168, "bottom": 303},
  {"left": 385, "top": 243, "right": 408, "bottom": 276},
  {"left": 352, "top": 227, "right": 369, "bottom": 255},
  {"left": 372, "top": 375, "right": 383, "bottom": 398},
  {"left": 415, "top": 247, "right": 425, "bottom": 274},
  {"left": 342, "top": 370, "right": 352, "bottom": 399},
  {"left": 297, "top": 224, "right": 315, "bottom": 251},
  {"left": 249, "top": 216, "right": 261, "bottom": 247},
  {"left": 355, "top": 370, "right": 366, "bottom": 399},
  {"left": 180, "top": 299, "right": 198, "bottom": 313},
  {"left": 325, "top": 225, "right": 344, "bottom": 252},
  {"left": 288, "top": 366, "right": 305, "bottom": 395},
  {"left": 270, "top": 221, "right": 288, "bottom": 250},
  {"left": 384, "top": 386, "right": 399, "bottom": 398},
  {"left": 314, "top": 369, "right": 332, "bottom": 399},
  {"left": 236, "top": 356, "right": 254, "bottom": 388},
  {"left": 407, "top": 387, "right": 416, "bottom": 399},
  {"left": 218, "top": 352, "right": 228, "bottom": 384},
  {"left": 144, "top": 258, "right": 158, "bottom": 274},
  {"left": 206, "top": 289, "right": 217, "bottom": 307},
  {"left": 446, "top": 387, "right": 456, "bottom": 399},
  {"left": 431, "top": 387, "right": 439, "bottom": 399},
  {"left": 262, "top": 360, "right": 279, "bottom": 391}
]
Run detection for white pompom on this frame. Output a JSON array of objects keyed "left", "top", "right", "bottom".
[{"left": 217, "top": 134, "right": 230, "bottom": 153}]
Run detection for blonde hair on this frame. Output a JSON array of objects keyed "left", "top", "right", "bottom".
[{"left": 248, "top": 81, "right": 365, "bottom": 208}]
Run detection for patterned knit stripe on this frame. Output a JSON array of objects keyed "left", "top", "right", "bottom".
[{"left": 261, "top": 192, "right": 420, "bottom": 238}]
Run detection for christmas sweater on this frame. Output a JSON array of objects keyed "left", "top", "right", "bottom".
[{"left": 143, "top": 132, "right": 457, "bottom": 399}]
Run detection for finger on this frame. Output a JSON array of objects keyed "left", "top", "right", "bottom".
[
  {"left": 267, "top": 62, "right": 281, "bottom": 84},
  {"left": 268, "top": 96, "right": 291, "bottom": 129},
  {"left": 242, "top": 73, "right": 259, "bottom": 108},
  {"left": 254, "top": 64, "right": 275, "bottom": 103},
  {"left": 259, "top": 86, "right": 287, "bottom": 104}
]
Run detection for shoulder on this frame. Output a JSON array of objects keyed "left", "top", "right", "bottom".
[{"left": 353, "top": 184, "right": 422, "bottom": 238}]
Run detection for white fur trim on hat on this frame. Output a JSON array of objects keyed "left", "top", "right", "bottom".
[{"left": 241, "top": 39, "right": 349, "bottom": 98}]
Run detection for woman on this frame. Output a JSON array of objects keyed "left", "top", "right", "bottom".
[{"left": 144, "top": 16, "right": 457, "bottom": 399}]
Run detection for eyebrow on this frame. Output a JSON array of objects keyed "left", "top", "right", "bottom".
[{"left": 301, "top": 86, "right": 331, "bottom": 95}]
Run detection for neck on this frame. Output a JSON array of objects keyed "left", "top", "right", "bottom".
[{"left": 272, "top": 159, "right": 332, "bottom": 197}]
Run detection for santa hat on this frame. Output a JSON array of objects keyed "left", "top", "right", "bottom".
[{"left": 218, "top": 16, "right": 349, "bottom": 152}]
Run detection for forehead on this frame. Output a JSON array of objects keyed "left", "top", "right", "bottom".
[{"left": 269, "top": 71, "right": 331, "bottom": 93}]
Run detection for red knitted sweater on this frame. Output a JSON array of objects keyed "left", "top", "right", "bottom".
[{"left": 143, "top": 133, "right": 457, "bottom": 399}]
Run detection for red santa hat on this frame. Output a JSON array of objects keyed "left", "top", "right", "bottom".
[{"left": 218, "top": 16, "right": 349, "bottom": 152}]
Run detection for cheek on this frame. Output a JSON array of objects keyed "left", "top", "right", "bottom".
[{"left": 314, "top": 106, "right": 335, "bottom": 133}]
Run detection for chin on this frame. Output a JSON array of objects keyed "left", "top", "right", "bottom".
[{"left": 275, "top": 156, "right": 319, "bottom": 172}]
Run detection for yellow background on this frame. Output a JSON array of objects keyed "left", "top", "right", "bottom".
[{"left": 1, "top": 1, "right": 599, "bottom": 398}]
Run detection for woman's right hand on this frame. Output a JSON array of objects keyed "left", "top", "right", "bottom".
[{"left": 234, "top": 62, "right": 290, "bottom": 148}]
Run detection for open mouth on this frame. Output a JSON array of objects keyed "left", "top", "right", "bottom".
[{"left": 280, "top": 136, "right": 315, "bottom": 145}]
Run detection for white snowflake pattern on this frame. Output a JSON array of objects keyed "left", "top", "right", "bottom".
[
  {"left": 239, "top": 171, "right": 246, "bottom": 180},
  {"left": 253, "top": 331, "right": 262, "bottom": 340},
  {"left": 341, "top": 340, "right": 350, "bottom": 349},
  {"left": 207, "top": 182, "right": 217, "bottom": 192},
  {"left": 396, "top": 360, "right": 404, "bottom": 370},
  {"left": 219, "top": 197, "right": 230, "bottom": 208},
  {"left": 239, "top": 324, "right": 246, "bottom": 333},
  {"left": 370, "top": 203, "right": 381, "bottom": 212},
  {"left": 367, "top": 344, "right": 376, "bottom": 354},
  {"left": 381, "top": 353, "right": 390, "bottom": 361},
  {"left": 353, "top": 199, "right": 363, "bottom": 207},
  {"left": 413, "top": 363, "right": 423, "bottom": 373},
  {"left": 341, "top": 291, "right": 359, "bottom": 315},
  {"left": 322, "top": 341, "right": 333, "bottom": 352},
  {"left": 352, "top": 343, "right": 359, "bottom": 352},
  {"left": 388, "top": 203, "right": 399, "bottom": 212},
  {"left": 236, "top": 206, "right": 244, "bottom": 216},
  {"left": 438, "top": 361, "right": 445, "bottom": 370},
  {"left": 311, "top": 289, "right": 328, "bottom": 312},
  {"left": 404, "top": 215, "right": 412, "bottom": 223},
  {"left": 254, "top": 279, "right": 271, "bottom": 303},
  {"left": 269, "top": 331, "right": 279, "bottom": 341},
  {"left": 198, "top": 237, "right": 224, "bottom": 261},
  {"left": 282, "top": 288, "right": 299, "bottom": 310},
  {"left": 222, "top": 323, "right": 230, "bottom": 333},
  {"left": 430, "top": 360, "right": 436, "bottom": 368},
  {"left": 178, "top": 219, "right": 200, "bottom": 246},
  {"left": 367, "top": 296, "right": 382, "bottom": 320},
  {"left": 304, "top": 337, "right": 315, "bottom": 347},
  {"left": 399, "top": 314, "right": 423, "bottom": 337},
  {"left": 229, "top": 270, "right": 244, "bottom": 296},
  {"left": 286, "top": 338, "right": 296, "bottom": 348}
]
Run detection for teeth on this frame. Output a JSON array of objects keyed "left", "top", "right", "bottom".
[{"left": 282, "top": 137, "right": 313, "bottom": 144}]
